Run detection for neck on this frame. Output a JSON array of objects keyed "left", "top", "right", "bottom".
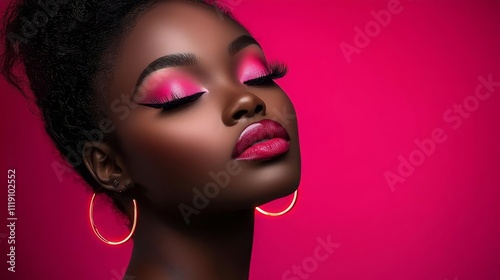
[{"left": 126, "top": 208, "right": 255, "bottom": 280}]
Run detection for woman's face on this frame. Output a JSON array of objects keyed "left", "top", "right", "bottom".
[{"left": 103, "top": 1, "right": 300, "bottom": 220}]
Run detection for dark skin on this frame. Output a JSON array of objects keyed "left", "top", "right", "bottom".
[{"left": 82, "top": 1, "right": 300, "bottom": 279}]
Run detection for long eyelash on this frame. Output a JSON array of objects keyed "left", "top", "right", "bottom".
[
  {"left": 138, "top": 92, "right": 205, "bottom": 110},
  {"left": 244, "top": 61, "right": 288, "bottom": 86}
]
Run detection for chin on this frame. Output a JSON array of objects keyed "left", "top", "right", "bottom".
[
  {"left": 260, "top": 170, "right": 300, "bottom": 206},
  {"left": 242, "top": 153, "right": 301, "bottom": 207}
]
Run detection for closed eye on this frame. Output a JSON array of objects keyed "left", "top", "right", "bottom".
[
  {"left": 138, "top": 91, "right": 205, "bottom": 111},
  {"left": 243, "top": 61, "right": 288, "bottom": 86}
]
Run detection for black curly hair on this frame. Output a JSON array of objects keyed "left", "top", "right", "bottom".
[{"left": 0, "top": 0, "right": 237, "bottom": 215}]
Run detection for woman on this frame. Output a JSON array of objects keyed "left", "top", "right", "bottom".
[{"left": 1, "top": 0, "right": 301, "bottom": 279}]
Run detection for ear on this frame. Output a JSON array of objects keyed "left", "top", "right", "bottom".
[{"left": 82, "top": 141, "right": 130, "bottom": 193}]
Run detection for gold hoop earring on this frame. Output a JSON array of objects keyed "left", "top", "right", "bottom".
[
  {"left": 256, "top": 189, "right": 298, "bottom": 217},
  {"left": 89, "top": 192, "right": 137, "bottom": 245}
]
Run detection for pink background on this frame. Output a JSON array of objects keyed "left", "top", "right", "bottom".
[{"left": 1, "top": 0, "right": 500, "bottom": 279}]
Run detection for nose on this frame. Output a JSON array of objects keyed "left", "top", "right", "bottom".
[{"left": 222, "top": 90, "right": 267, "bottom": 126}]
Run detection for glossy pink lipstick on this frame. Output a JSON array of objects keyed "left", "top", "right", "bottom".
[{"left": 232, "top": 119, "right": 290, "bottom": 161}]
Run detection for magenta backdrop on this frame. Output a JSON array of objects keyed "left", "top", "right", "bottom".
[{"left": 1, "top": 0, "right": 500, "bottom": 279}]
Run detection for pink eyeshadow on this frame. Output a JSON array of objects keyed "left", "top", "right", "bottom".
[
  {"left": 140, "top": 72, "right": 205, "bottom": 103},
  {"left": 237, "top": 54, "right": 269, "bottom": 83}
]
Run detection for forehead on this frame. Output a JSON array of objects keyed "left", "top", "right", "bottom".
[{"left": 108, "top": 1, "right": 249, "bottom": 100}]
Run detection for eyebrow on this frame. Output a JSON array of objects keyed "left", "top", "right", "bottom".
[
  {"left": 134, "top": 35, "right": 261, "bottom": 91},
  {"left": 227, "top": 35, "right": 260, "bottom": 56}
]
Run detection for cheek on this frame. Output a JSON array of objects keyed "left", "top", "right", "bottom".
[{"left": 117, "top": 110, "right": 235, "bottom": 203}]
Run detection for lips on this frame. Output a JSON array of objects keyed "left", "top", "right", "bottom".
[{"left": 232, "top": 119, "right": 291, "bottom": 160}]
